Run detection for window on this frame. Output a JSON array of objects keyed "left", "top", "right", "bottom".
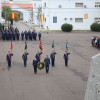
[
  {"left": 34, "top": 3, "right": 36, "bottom": 7},
  {"left": 94, "top": 18, "right": 100, "bottom": 23},
  {"left": 44, "top": 2, "right": 46, "bottom": 7},
  {"left": 53, "top": 17, "right": 57, "bottom": 23},
  {"left": 75, "top": 3, "right": 83, "bottom": 7},
  {"left": 95, "top": 2, "right": 100, "bottom": 8},
  {"left": 75, "top": 18, "right": 83, "bottom": 23},
  {"left": 45, "top": 18, "right": 46, "bottom": 22}
]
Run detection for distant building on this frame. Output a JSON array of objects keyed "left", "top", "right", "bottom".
[
  {"left": 2, "top": 3, "right": 33, "bottom": 22},
  {"left": 33, "top": 0, "right": 100, "bottom": 30}
]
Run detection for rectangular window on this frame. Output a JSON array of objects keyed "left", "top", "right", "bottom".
[
  {"left": 95, "top": 2, "right": 100, "bottom": 8},
  {"left": 94, "top": 18, "right": 100, "bottom": 23},
  {"left": 34, "top": 3, "right": 36, "bottom": 7},
  {"left": 44, "top": 3, "right": 46, "bottom": 7},
  {"left": 75, "top": 18, "right": 83, "bottom": 23},
  {"left": 45, "top": 18, "right": 46, "bottom": 22},
  {"left": 75, "top": 3, "right": 83, "bottom": 7},
  {"left": 53, "top": 17, "right": 57, "bottom": 23}
]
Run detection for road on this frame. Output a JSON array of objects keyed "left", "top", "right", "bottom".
[{"left": 0, "top": 21, "right": 100, "bottom": 100}]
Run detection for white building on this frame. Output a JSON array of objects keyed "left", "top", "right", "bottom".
[
  {"left": 33, "top": 0, "right": 100, "bottom": 30},
  {"left": 2, "top": 3, "right": 33, "bottom": 22}
]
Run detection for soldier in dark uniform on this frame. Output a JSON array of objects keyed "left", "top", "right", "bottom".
[
  {"left": 32, "top": 30, "right": 35, "bottom": 40},
  {"left": 34, "top": 31, "right": 37, "bottom": 41},
  {"left": 6, "top": 51, "right": 13, "bottom": 70},
  {"left": 16, "top": 31, "right": 20, "bottom": 41},
  {"left": 38, "top": 32, "right": 41, "bottom": 41},
  {"left": 22, "top": 51, "right": 29, "bottom": 67},
  {"left": 2, "top": 30, "right": 5, "bottom": 40},
  {"left": 35, "top": 51, "right": 42, "bottom": 63},
  {"left": 21, "top": 31, "right": 24, "bottom": 41},
  {"left": 44, "top": 55, "right": 50, "bottom": 74},
  {"left": 24, "top": 30, "right": 28, "bottom": 40},
  {"left": 63, "top": 50, "right": 70, "bottom": 67},
  {"left": 50, "top": 50, "right": 57, "bottom": 67},
  {"left": 29, "top": 31, "right": 32, "bottom": 41},
  {"left": 33, "top": 57, "right": 38, "bottom": 74},
  {"left": 12, "top": 31, "right": 16, "bottom": 41}
]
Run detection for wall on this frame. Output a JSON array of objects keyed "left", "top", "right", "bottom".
[
  {"left": 11, "top": 5, "right": 31, "bottom": 22},
  {"left": 84, "top": 53, "right": 100, "bottom": 100},
  {"left": 42, "top": 0, "right": 100, "bottom": 30}
]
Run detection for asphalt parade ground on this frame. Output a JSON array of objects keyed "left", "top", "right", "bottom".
[{"left": 0, "top": 22, "right": 100, "bottom": 100}]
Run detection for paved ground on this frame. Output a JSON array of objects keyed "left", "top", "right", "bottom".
[{"left": 0, "top": 21, "right": 100, "bottom": 100}]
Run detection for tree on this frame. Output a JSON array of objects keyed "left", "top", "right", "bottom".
[
  {"left": 2, "top": 6, "right": 12, "bottom": 21},
  {"left": 37, "top": 6, "right": 42, "bottom": 21},
  {"left": 2, "top": 6, "right": 20, "bottom": 22}
]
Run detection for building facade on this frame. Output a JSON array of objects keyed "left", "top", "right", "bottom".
[
  {"left": 33, "top": 0, "right": 100, "bottom": 30},
  {"left": 2, "top": 3, "right": 33, "bottom": 22}
]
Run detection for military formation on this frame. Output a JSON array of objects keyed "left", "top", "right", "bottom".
[
  {"left": 2, "top": 26, "right": 70, "bottom": 74},
  {"left": 0, "top": 27, "right": 41, "bottom": 41},
  {"left": 6, "top": 47, "right": 70, "bottom": 74}
]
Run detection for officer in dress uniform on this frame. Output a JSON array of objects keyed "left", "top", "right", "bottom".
[
  {"left": 6, "top": 51, "right": 13, "bottom": 70},
  {"left": 21, "top": 31, "right": 24, "bottom": 41},
  {"left": 22, "top": 51, "right": 29, "bottom": 67},
  {"left": 35, "top": 51, "right": 42, "bottom": 63},
  {"left": 25, "top": 30, "right": 28, "bottom": 40},
  {"left": 50, "top": 50, "right": 57, "bottom": 67},
  {"left": 33, "top": 57, "right": 38, "bottom": 74},
  {"left": 16, "top": 31, "right": 20, "bottom": 41},
  {"left": 12, "top": 31, "right": 16, "bottom": 41},
  {"left": 63, "top": 50, "right": 70, "bottom": 67},
  {"left": 38, "top": 32, "right": 41, "bottom": 41},
  {"left": 44, "top": 55, "right": 50, "bottom": 74},
  {"left": 34, "top": 31, "right": 37, "bottom": 41}
]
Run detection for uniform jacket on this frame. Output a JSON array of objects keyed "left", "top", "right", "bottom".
[{"left": 44, "top": 58, "right": 50, "bottom": 66}]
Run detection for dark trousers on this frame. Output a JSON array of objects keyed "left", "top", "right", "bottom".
[
  {"left": 45, "top": 65, "right": 49, "bottom": 73},
  {"left": 34, "top": 66, "right": 37, "bottom": 74},
  {"left": 51, "top": 59, "right": 55, "bottom": 67},
  {"left": 24, "top": 60, "right": 27, "bottom": 67},
  {"left": 39, "top": 37, "right": 41, "bottom": 41},
  {"left": 65, "top": 59, "right": 68, "bottom": 66},
  {"left": 7, "top": 61, "right": 11, "bottom": 70},
  {"left": 22, "top": 37, "right": 24, "bottom": 41},
  {"left": 13, "top": 37, "right": 15, "bottom": 41}
]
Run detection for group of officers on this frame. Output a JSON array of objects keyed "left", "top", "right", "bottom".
[
  {"left": 6, "top": 48, "right": 70, "bottom": 74},
  {"left": 91, "top": 36, "right": 100, "bottom": 49},
  {"left": 0, "top": 27, "right": 42, "bottom": 41}
]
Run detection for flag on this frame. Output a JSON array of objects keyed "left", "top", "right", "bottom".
[
  {"left": 41, "top": 15, "right": 44, "bottom": 21},
  {"left": 39, "top": 41, "right": 43, "bottom": 51},
  {"left": 12, "top": 12, "right": 15, "bottom": 19},
  {"left": 51, "top": 40, "right": 54, "bottom": 48},
  {"left": 10, "top": 40, "right": 13, "bottom": 50},
  {"left": 84, "top": 14, "right": 88, "bottom": 19}
]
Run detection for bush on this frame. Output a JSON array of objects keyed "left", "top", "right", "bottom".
[
  {"left": 90, "top": 23, "right": 100, "bottom": 32},
  {"left": 61, "top": 23, "right": 73, "bottom": 32}
]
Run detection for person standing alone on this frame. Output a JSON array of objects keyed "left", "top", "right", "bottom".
[{"left": 6, "top": 51, "right": 13, "bottom": 70}]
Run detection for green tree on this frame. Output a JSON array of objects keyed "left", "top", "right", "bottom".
[
  {"left": 37, "top": 6, "right": 42, "bottom": 21},
  {"left": 14, "top": 11, "right": 20, "bottom": 22},
  {"left": 2, "top": 6, "right": 20, "bottom": 22},
  {"left": 2, "top": 6, "right": 12, "bottom": 21}
]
